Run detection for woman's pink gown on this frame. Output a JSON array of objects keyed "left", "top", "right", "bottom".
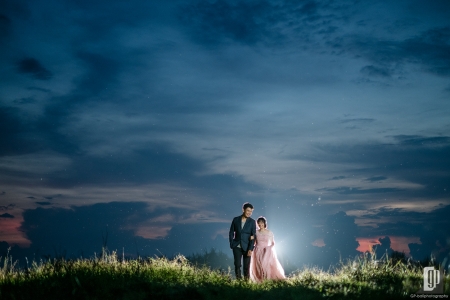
[{"left": 250, "top": 229, "right": 286, "bottom": 282}]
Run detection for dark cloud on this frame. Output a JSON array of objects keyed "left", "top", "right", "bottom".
[
  {"left": 360, "top": 65, "right": 391, "bottom": 78},
  {"left": 329, "top": 176, "right": 346, "bottom": 180},
  {"left": 35, "top": 202, "right": 51, "bottom": 206},
  {"left": 0, "top": 106, "right": 40, "bottom": 156},
  {"left": 179, "top": 0, "right": 284, "bottom": 46},
  {"left": 365, "top": 176, "right": 387, "bottom": 182},
  {"left": 0, "top": 14, "right": 11, "bottom": 38},
  {"left": 0, "top": 0, "right": 30, "bottom": 19},
  {"left": 317, "top": 186, "right": 402, "bottom": 195},
  {"left": 306, "top": 135, "right": 450, "bottom": 198},
  {"left": 0, "top": 191, "right": 5, "bottom": 195},
  {"left": 358, "top": 205, "right": 450, "bottom": 261},
  {"left": 20, "top": 202, "right": 162, "bottom": 258},
  {"left": 313, "top": 211, "right": 361, "bottom": 267},
  {"left": 0, "top": 213, "right": 14, "bottom": 218},
  {"left": 0, "top": 0, "right": 32, "bottom": 40},
  {"left": 0, "top": 102, "right": 79, "bottom": 159},
  {"left": 340, "top": 118, "right": 375, "bottom": 124},
  {"left": 74, "top": 52, "right": 119, "bottom": 96},
  {"left": 341, "top": 26, "right": 450, "bottom": 77},
  {"left": 393, "top": 135, "right": 450, "bottom": 146},
  {"left": 17, "top": 58, "right": 52, "bottom": 80},
  {"left": 13, "top": 97, "right": 36, "bottom": 105},
  {"left": 27, "top": 87, "right": 51, "bottom": 93},
  {"left": 48, "top": 142, "right": 205, "bottom": 186},
  {"left": 178, "top": 0, "right": 352, "bottom": 47},
  {"left": 17, "top": 52, "right": 125, "bottom": 158},
  {"left": 0, "top": 204, "right": 14, "bottom": 211},
  {"left": 17, "top": 202, "right": 230, "bottom": 260}
]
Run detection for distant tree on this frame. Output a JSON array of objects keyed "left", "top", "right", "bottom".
[
  {"left": 390, "top": 250, "right": 407, "bottom": 265},
  {"left": 186, "top": 248, "right": 233, "bottom": 272},
  {"left": 372, "top": 236, "right": 393, "bottom": 260},
  {"left": 322, "top": 211, "right": 360, "bottom": 266}
]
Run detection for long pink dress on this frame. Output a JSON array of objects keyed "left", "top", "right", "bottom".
[{"left": 250, "top": 229, "right": 286, "bottom": 282}]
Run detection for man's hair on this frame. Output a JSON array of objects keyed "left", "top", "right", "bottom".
[
  {"left": 242, "top": 202, "right": 253, "bottom": 210},
  {"left": 257, "top": 216, "right": 267, "bottom": 228}
]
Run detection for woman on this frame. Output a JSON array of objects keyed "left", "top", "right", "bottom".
[{"left": 249, "top": 216, "right": 285, "bottom": 282}]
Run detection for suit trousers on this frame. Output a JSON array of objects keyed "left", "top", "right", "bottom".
[{"left": 232, "top": 246, "right": 251, "bottom": 279}]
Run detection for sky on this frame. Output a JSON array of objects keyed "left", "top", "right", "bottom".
[{"left": 0, "top": 0, "right": 449, "bottom": 270}]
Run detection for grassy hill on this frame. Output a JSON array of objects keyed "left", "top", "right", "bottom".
[{"left": 0, "top": 248, "right": 448, "bottom": 299}]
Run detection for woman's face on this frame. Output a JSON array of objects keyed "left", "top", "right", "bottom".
[{"left": 258, "top": 220, "right": 265, "bottom": 229}]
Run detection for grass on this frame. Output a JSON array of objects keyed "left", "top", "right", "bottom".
[{"left": 0, "top": 248, "right": 448, "bottom": 300}]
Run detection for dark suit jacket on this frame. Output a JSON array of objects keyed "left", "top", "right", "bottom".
[{"left": 229, "top": 216, "right": 256, "bottom": 251}]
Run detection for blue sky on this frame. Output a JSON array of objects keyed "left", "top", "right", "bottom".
[{"left": 0, "top": 0, "right": 449, "bottom": 269}]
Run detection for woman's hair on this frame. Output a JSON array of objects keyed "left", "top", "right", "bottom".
[{"left": 257, "top": 216, "right": 267, "bottom": 228}]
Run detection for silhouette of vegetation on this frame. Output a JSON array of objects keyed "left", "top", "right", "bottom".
[
  {"left": 0, "top": 247, "right": 448, "bottom": 299},
  {"left": 186, "top": 248, "right": 233, "bottom": 273}
]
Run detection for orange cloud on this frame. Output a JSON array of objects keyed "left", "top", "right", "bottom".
[
  {"left": 0, "top": 217, "right": 31, "bottom": 247},
  {"left": 356, "top": 236, "right": 421, "bottom": 256}
]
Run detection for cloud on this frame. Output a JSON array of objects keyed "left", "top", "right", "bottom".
[
  {"left": 17, "top": 58, "right": 52, "bottom": 80},
  {"left": 0, "top": 106, "right": 43, "bottom": 156},
  {"left": 0, "top": 213, "right": 14, "bottom": 218},
  {"left": 393, "top": 135, "right": 450, "bottom": 146},
  {"left": 13, "top": 97, "right": 36, "bottom": 105},
  {"left": 178, "top": 0, "right": 284, "bottom": 46},
  {"left": 308, "top": 135, "right": 450, "bottom": 199},
  {"left": 340, "top": 26, "right": 450, "bottom": 77},
  {"left": 46, "top": 142, "right": 205, "bottom": 187},
  {"left": 365, "top": 176, "right": 387, "bottom": 182},
  {"left": 35, "top": 202, "right": 51, "bottom": 206},
  {"left": 17, "top": 201, "right": 231, "bottom": 260},
  {"left": 318, "top": 186, "right": 402, "bottom": 195},
  {"left": 329, "top": 176, "right": 346, "bottom": 180},
  {"left": 0, "top": 0, "right": 30, "bottom": 19},
  {"left": 358, "top": 205, "right": 450, "bottom": 261},
  {"left": 292, "top": 211, "right": 361, "bottom": 268},
  {"left": 340, "top": 118, "right": 376, "bottom": 124},
  {"left": 0, "top": 14, "right": 11, "bottom": 38},
  {"left": 0, "top": 204, "right": 14, "bottom": 211},
  {"left": 360, "top": 65, "right": 391, "bottom": 78},
  {"left": 179, "top": 0, "right": 448, "bottom": 80},
  {"left": 178, "top": 0, "right": 353, "bottom": 47},
  {"left": 74, "top": 52, "right": 120, "bottom": 96},
  {"left": 27, "top": 86, "right": 51, "bottom": 93}
]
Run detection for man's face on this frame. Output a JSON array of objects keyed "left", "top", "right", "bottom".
[{"left": 243, "top": 207, "right": 253, "bottom": 218}]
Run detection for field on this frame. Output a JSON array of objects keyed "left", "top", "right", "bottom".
[{"left": 0, "top": 249, "right": 448, "bottom": 300}]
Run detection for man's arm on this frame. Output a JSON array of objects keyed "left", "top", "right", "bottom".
[
  {"left": 248, "top": 220, "right": 256, "bottom": 251},
  {"left": 229, "top": 218, "right": 235, "bottom": 249}
]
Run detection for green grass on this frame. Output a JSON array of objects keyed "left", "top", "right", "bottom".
[{"left": 0, "top": 249, "right": 448, "bottom": 300}]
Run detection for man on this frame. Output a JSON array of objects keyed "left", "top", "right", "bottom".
[{"left": 229, "top": 202, "right": 256, "bottom": 280}]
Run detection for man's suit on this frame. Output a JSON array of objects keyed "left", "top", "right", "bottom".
[{"left": 229, "top": 215, "right": 256, "bottom": 279}]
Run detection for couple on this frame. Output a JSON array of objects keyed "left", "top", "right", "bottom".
[{"left": 229, "top": 202, "right": 285, "bottom": 282}]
